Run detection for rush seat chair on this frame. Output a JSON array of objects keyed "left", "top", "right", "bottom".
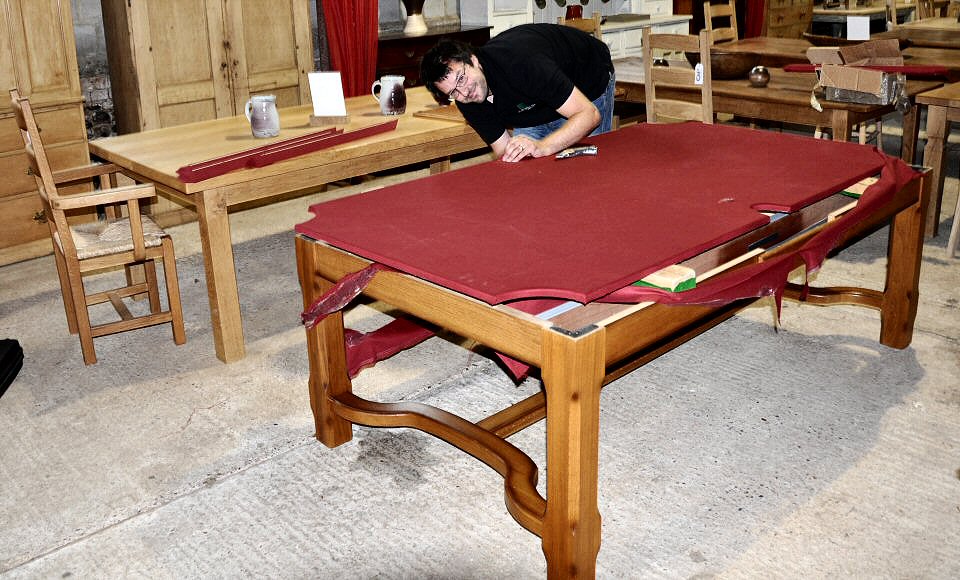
[
  {"left": 10, "top": 89, "right": 186, "bottom": 364},
  {"left": 642, "top": 29, "right": 714, "bottom": 124}
]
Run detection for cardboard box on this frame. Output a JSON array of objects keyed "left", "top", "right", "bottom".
[
  {"left": 819, "top": 64, "right": 888, "bottom": 95},
  {"left": 808, "top": 39, "right": 905, "bottom": 105},
  {"left": 805, "top": 39, "right": 904, "bottom": 68},
  {"left": 820, "top": 65, "right": 903, "bottom": 105}
]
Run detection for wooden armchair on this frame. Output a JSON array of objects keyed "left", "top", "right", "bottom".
[
  {"left": 642, "top": 29, "right": 713, "bottom": 124},
  {"left": 10, "top": 89, "right": 185, "bottom": 365},
  {"left": 704, "top": 0, "right": 739, "bottom": 44},
  {"left": 557, "top": 12, "right": 603, "bottom": 39}
]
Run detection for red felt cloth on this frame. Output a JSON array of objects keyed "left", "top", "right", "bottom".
[
  {"left": 297, "top": 123, "right": 890, "bottom": 306},
  {"left": 344, "top": 319, "right": 435, "bottom": 378},
  {"left": 176, "top": 121, "right": 396, "bottom": 183},
  {"left": 298, "top": 123, "right": 918, "bottom": 381}
]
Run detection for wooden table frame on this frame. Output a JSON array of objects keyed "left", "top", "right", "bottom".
[
  {"left": 295, "top": 168, "right": 928, "bottom": 577},
  {"left": 613, "top": 60, "right": 941, "bottom": 167},
  {"left": 88, "top": 88, "right": 484, "bottom": 362},
  {"left": 917, "top": 81, "right": 960, "bottom": 253},
  {"left": 718, "top": 37, "right": 960, "bottom": 83},
  {"left": 874, "top": 17, "right": 960, "bottom": 48}
]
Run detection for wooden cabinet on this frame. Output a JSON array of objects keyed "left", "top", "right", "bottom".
[
  {"left": 461, "top": 0, "right": 533, "bottom": 37},
  {"left": 763, "top": 0, "right": 813, "bottom": 38},
  {"left": 377, "top": 26, "right": 492, "bottom": 87},
  {"left": 0, "top": 0, "right": 91, "bottom": 265},
  {"left": 101, "top": 0, "right": 314, "bottom": 133}
]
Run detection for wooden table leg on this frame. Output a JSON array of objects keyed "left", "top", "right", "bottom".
[
  {"left": 880, "top": 176, "right": 927, "bottom": 349},
  {"left": 541, "top": 326, "right": 604, "bottom": 578},
  {"left": 830, "top": 111, "right": 853, "bottom": 146},
  {"left": 900, "top": 101, "right": 920, "bottom": 165},
  {"left": 295, "top": 236, "right": 353, "bottom": 447},
  {"left": 195, "top": 188, "right": 245, "bottom": 362},
  {"left": 921, "top": 104, "right": 948, "bottom": 237},
  {"left": 429, "top": 157, "right": 451, "bottom": 175}
]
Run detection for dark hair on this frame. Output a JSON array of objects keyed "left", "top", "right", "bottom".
[{"left": 420, "top": 39, "right": 476, "bottom": 104}]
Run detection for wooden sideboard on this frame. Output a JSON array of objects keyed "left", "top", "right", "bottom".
[
  {"left": 377, "top": 25, "right": 492, "bottom": 87},
  {"left": 0, "top": 0, "right": 92, "bottom": 266}
]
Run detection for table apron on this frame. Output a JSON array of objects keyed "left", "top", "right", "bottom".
[{"left": 618, "top": 83, "right": 897, "bottom": 129}]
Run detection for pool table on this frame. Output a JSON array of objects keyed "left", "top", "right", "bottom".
[{"left": 294, "top": 122, "right": 927, "bottom": 577}]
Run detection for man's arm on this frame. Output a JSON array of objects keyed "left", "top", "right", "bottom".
[{"left": 500, "top": 87, "right": 600, "bottom": 162}]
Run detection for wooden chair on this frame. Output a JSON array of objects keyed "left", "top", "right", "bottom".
[
  {"left": 642, "top": 28, "right": 713, "bottom": 124},
  {"left": 704, "top": 0, "right": 738, "bottom": 44},
  {"left": 9, "top": 89, "right": 186, "bottom": 365},
  {"left": 885, "top": 0, "right": 899, "bottom": 29},
  {"left": 915, "top": 0, "right": 938, "bottom": 19},
  {"left": 557, "top": 12, "right": 603, "bottom": 39},
  {"left": 888, "top": 0, "right": 942, "bottom": 26}
]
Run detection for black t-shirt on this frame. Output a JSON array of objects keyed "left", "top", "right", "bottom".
[{"left": 456, "top": 24, "right": 613, "bottom": 144}]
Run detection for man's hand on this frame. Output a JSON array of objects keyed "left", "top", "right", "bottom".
[{"left": 502, "top": 135, "right": 543, "bottom": 162}]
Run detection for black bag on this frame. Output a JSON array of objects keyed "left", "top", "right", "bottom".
[{"left": 0, "top": 339, "right": 24, "bottom": 399}]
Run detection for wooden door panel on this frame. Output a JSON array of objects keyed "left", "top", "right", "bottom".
[
  {"left": 3, "top": 0, "right": 81, "bottom": 107},
  {"left": 0, "top": 10, "right": 16, "bottom": 111},
  {"left": 133, "top": 0, "right": 233, "bottom": 129},
  {"left": 228, "top": 0, "right": 313, "bottom": 113}
]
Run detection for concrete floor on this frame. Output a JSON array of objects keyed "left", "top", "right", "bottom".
[{"left": 0, "top": 135, "right": 958, "bottom": 578}]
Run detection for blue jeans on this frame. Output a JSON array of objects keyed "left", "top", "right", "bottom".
[{"left": 512, "top": 72, "right": 616, "bottom": 141}]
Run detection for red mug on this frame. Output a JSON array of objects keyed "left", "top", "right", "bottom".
[{"left": 565, "top": 5, "right": 583, "bottom": 19}]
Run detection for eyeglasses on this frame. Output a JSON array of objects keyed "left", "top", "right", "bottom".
[{"left": 444, "top": 65, "right": 468, "bottom": 101}]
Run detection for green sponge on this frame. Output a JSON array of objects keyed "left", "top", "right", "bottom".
[{"left": 633, "top": 264, "right": 697, "bottom": 292}]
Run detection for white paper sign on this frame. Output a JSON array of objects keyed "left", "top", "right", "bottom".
[
  {"left": 694, "top": 63, "right": 704, "bottom": 85},
  {"left": 308, "top": 71, "right": 347, "bottom": 117},
  {"left": 846, "top": 16, "right": 871, "bottom": 41}
]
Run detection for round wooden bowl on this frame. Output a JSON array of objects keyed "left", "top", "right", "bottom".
[{"left": 685, "top": 50, "right": 761, "bottom": 80}]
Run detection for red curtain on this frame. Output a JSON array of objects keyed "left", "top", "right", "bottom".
[
  {"left": 321, "top": 0, "right": 378, "bottom": 98},
  {"left": 744, "top": 0, "right": 765, "bottom": 37}
]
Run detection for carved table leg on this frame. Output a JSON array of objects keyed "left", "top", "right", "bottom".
[
  {"left": 296, "top": 235, "right": 353, "bottom": 447},
  {"left": 541, "top": 326, "right": 605, "bottom": 578},
  {"left": 880, "top": 177, "right": 927, "bottom": 349}
]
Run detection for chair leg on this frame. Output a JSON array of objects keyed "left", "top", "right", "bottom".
[
  {"left": 52, "top": 246, "right": 79, "bottom": 334},
  {"left": 948, "top": 167, "right": 960, "bottom": 258},
  {"left": 125, "top": 263, "right": 148, "bottom": 301},
  {"left": 143, "top": 260, "right": 161, "bottom": 313},
  {"left": 857, "top": 120, "right": 883, "bottom": 150},
  {"left": 161, "top": 237, "right": 187, "bottom": 345},
  {"left": 67, "top": 269, "right": 98, "bottom": 365},
  {"left": 948, "top": 205, "right": 960, "bottom": 258}
]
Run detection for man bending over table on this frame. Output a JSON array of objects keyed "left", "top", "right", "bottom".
[{"left": 420, "top": 23, "right": 615, "bottom": 163}]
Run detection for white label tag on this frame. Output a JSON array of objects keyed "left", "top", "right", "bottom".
[{"left": 694, "top": 63, "right": 704, "bottom": 86}]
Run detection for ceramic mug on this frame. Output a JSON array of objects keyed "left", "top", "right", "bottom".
[
  {"left": 244, "top": 94, "right": 280, "bottom": 138},
  {"left": 371, "top": 75, "right": 407, "bottom": 115}
]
